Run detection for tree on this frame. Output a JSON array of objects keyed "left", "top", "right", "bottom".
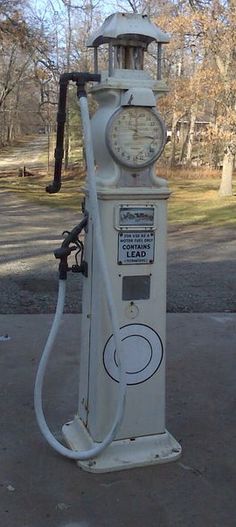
[
  {"left": 0, "top": 0, "right": 59, "bottom": 145},
  {"left": 190, "top": 0, "right": 236, "bottom": 195}
]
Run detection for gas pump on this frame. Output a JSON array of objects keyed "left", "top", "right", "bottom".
[{"left": 34, "top": 12, "right": 182, "bottom": 473}]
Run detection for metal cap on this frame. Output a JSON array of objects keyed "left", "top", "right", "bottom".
[{"left": 87, "top": 12, "right": 170, "bottom": 47}]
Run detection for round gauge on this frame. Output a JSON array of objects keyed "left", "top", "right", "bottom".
[{"left": 106, "top": 106, "right": 166, "bottom": 169}]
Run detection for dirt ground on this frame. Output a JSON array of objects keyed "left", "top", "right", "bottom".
[
  {"left": 0, "top": 187, "right": 235, "bottom": 314},
  {"left": 0, "top": 135, "right": 48, "bottom": 172}
]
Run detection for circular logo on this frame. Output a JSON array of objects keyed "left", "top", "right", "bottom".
[{"left": 103, "top": 323, "right": 163, "bottom": 385}]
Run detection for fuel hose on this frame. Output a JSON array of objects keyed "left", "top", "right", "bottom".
[{"left": 34, "top": 92, "right": 127, "bottom": 460}]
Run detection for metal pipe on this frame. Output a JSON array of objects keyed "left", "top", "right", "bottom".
[
  {"left": 46, "top": 76, "right": 68, "bottom": 194},
  {"left": 94, "top": 47, "right": 98, "bottom": 73},
  {"left": 157, "top": 43, "right": 162, "bottom": 80},
  {"left": 108, "top": 42, "right": 113, "bottom": 76},
  {"left": 46, "top": 72, "right": 100, "bottom": 194}
]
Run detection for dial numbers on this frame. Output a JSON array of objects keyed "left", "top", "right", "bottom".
[{"left": 106, "top": 107, "right": 166, "bottom": 169}]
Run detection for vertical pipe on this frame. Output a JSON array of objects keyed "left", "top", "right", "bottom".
[
  {"left": 108, "top": 42, "right": 113, "bottom": 76},
  {"left": 157, "top": 43, "right": 162, "bottom": 80},
  {"left": 94, "top": 47, "right": 98, "bottom": 73},
  {"left": 46, "top": 76, "right": 68, "bottom": 193}
]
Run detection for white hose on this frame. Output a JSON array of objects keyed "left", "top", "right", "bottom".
[{"left": 34, "top": 93, "right": 127, "bottom": 460}]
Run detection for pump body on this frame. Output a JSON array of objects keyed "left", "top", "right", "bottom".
[{"left": 62, "top": 14, "right": 181, "bottom": 472}]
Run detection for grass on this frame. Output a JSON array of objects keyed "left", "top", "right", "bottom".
[
  {"left": 168, "top": 178, "right": 236, "bottom": 226},
  {"left": 0, "top": 161, "right": 235, "bottom": 226},
  {"left": 35, "top": 140, "right": 84, "bottom": 167},
  {"left": 0, "top": 165, "right": 85, "bottom": 210}
]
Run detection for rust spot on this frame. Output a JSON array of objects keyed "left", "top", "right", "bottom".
[{"left": 127, "top": 94, "right": 134, "bottom": 105}]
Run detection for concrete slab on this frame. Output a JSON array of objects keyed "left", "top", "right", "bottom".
[{"left": 0, "top": 313, "right": 235, "bottom": 527}]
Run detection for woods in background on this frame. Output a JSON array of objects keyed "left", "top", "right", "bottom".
[{"left": 0, "top": 0, "right": 235, "bottom": 195}]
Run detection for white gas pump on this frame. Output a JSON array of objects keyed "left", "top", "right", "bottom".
[{"left": 34, "top": 12, "right": 181, "bottom": 473}]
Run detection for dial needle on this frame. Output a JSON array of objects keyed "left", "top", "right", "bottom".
[{"left": 133, "top": 133, "right": 156, "bottom": 140}]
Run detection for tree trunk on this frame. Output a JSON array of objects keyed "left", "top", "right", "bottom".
[
  {"left": 211, "top": 141, "right": 220, "bottom": 169},
  {"left": 169, "top": 113, "right": 179, "bottom": 167},
  {"left": 186, "top": 105, "right": 197, "bottom": 164},
  {"left": 178, "top": 122, "right": 188, "bottom": 163},
  {"left": 219, "top": 144, "right": 234, "bottom": 197},
  {"left": 7, "top": 123, "right": 14, "bottom": 143}
]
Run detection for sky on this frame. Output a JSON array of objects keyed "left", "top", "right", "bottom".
[
  {"left": 29, "top": 0, "right": 64, "bottom": 18},
  {"left": 29, "top": 0, "right": 118, "bottom": 18}
]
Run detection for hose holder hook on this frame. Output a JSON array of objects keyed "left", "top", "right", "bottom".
[{"left": 54, "top": 215, "right": 88, "bottom": 279}]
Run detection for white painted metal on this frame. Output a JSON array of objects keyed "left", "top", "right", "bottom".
[
  {"left": 62, "top": 12, "right": 181, "bottom": 471},
  {"left": 121, "top": 87, "right": 156, "bottom": 107},
  {"left": 63, "top": 418, "right": 181, "bottom": 473},
  {"left": 76, "top": 189, "right": 169, "bottom": 442},
  {"left": 103, "top": 323, "right": 163, "bottom": 384},
  {"left": 87, "top": 12, "right": 170, "bottom": 48}
]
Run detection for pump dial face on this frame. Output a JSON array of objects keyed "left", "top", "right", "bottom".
[{"left": 106, "top": 107, "right": 166, "bottom": 169}]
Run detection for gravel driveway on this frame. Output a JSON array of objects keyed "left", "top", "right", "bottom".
[
  {"left": 0, "top": 188, "right": 235, "bottom": 314},
  {"left": 0, "top": 189, "right": 82, "bottom": 314},
  {"left": 167, "top": 223, "right": 235, "bottom": 312}
]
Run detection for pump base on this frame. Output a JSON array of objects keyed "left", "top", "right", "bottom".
[{"left": 62, "top": 418, "right": 181, "bottom": 473}]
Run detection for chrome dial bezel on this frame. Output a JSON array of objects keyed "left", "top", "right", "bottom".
[{"left": 106, "top": 106, "right": 166, "bottom": 169}]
